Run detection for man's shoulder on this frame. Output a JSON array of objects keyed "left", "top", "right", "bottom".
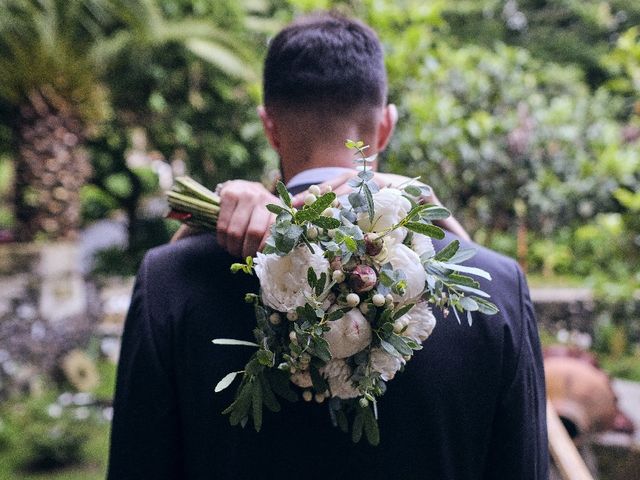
[{"left": 434, "top": 231, "right": 522, "bottom": 286}]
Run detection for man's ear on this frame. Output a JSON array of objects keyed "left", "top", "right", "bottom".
[
  {"left": 258, "top": 105, "right": 281, "bottom": 152},
  {"left": 376, "top": 103, "right": 398, "bottom": 152}
]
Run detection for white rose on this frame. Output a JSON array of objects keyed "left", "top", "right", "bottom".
[
  {"left": 357, "top": 188, "right": 411, "bottom": 243},
  {"left": 254, "top": 245, "right": 329, "bottom": 312},
  {"left": 386, "top": 243, "right": 427, "bottom": 303},
  {"left": 323, "top": 308, "right": 372, "bottom": 359},
  {"left": 369, "top": 348, "right": 404, "bottom": 381},
  {"left": 320, "top": 359, "right": 359, "bottom": 399},
  {"left": 398, "top": 302, "right": 436, "bottom": 343},
  {"left": 411, "top": 234, "right": 435, "bottom": 260}
]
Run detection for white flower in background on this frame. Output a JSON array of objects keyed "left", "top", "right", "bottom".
[
  {"left": 369, "top": 348, "right": 404, "bottom": 381},
  {"left": 411, "top": 234, "right": 435, "bottom": 260},
  {"left": 398, "top": 302, "right": 436, "bottom": 343},
  {"left": 357, "top": 188, "right": 411, "bottom": 243},
  {"left": 386, "top": 243, "right": 427, "bottom": 303},
  {"left": 254, "top": 245, "right": 329, "bottom": 312},
  {"left": 320, "top": 359, "right": 359, "bottom": 399},
  {"left": 290, "top": 370, "right": 313, "bottom": 389},
  {"left": 323, "top": 308, "right": 372, "bottom": 359}
]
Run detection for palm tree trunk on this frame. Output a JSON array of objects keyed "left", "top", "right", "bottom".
[{"left": 14, "top": 88, "right": 91, "bottom": 241}]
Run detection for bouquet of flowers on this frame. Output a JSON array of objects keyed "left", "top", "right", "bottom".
[{"left": 167, "top": 141, "right": 498, "bottom": 445}]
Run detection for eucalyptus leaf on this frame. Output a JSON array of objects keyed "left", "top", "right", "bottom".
[
  {"left": 212, "top": 338, "right": 260, "bottom": 347},
  {"left": 214, "top": 371, "right": 242, "bottom": 393},
  {"left": 405, "top": 222, "right": 445, "bottom": 239}
]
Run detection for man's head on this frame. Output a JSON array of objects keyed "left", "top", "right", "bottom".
[{"left": 259, "top": 13, "right": 396, "bottom": 177}]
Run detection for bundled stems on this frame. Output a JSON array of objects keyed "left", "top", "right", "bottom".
[{"left": 166, "top": 176, "right": 220, "bottom": 230}]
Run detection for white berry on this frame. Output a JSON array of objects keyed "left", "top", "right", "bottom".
[
  {"left": 289, "top": 331, "right": 297, "bottom": 343},
  {"left": 332, "top": 270, "right": 345, "bottom": 283},
  {"left": 286, "top": 311, "right": 298, "bottom": 322},
  {"left": 314, "top": 393, "right": 325, "bottom": 403},
  {"left": 269, "top": 313, "right": 282, "bottom": 325},
  {"left": 346, "top": 293, "right": 360, "bottom": 307},
  {"left": 308, "top": 185, "right": 321, "bottom": 196},
  {"left": 302, "top": 390, "right": 313, "bottom": 402},
  {"left": 372, "top": 294, "right": 385, "bottom": 307},
  {"left": 304, "top": 193, "right": 317, "bottom": 205},
  {"left": 307, "top": 226, "right": 319, "bottom": 239}
]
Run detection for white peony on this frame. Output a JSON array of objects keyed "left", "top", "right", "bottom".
[
  {"left": 386, "top": 243, "right": 427, "bottom": 303},
  {"left": 357, "top": 188, "right": 411, "bottom": 243},
  {"left": 254, "top": 245, "right": 329, "bottom": 312},
  {"left": 398, "top": 302, "right": 436, "bottom": 343},
  {"left": 320, "top": 359, "right": 359, "bottom": 399},
  {"left": 369, "top": 348, "right": 404, "bottom": 381},
  {"left": 411, "top": 234, "right": 435, "bottom": 260},
  {"left": 323, "top": 308, "right": 372, "bottom": 359}
]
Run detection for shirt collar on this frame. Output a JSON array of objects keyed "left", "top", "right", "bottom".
[{"left": 286, "top": 167, "right": 355, "bottom": 190}]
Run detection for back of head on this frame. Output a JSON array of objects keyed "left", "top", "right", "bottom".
[{"left": 263, "top": 12, "right": 387, "bottom": 123}]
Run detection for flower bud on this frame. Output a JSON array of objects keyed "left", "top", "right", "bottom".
[
  {"left": 307, "top": 226, "right": 319, "bottom": 240},
  {"left": 314, "top": 392, "right": 325, "bottom": 403},
  {"left": 372, "top": 294, "right": 385, "bottom": 307},
  {"left": 364, "top": 233, "right": 384, "bottom": 257},
  {"left": 304, "top": 193, "right": 317, "bottom": 205},
  {"left": 332, "top": 270, "right": 345, "bottom": 283},
  {"left": 359, "top": 398, "right": 369, "bottom": 408},
  {"left": 346, "top": 293, "right": 360, "bottom": 307},
  {"left": 287, "top": 311, "right": 298, "bottom": 322},
  {"left": 327, "top": 228, "right": 337, "bottom": 238},
  {"left": 322, "top": 208, "right": 334, "bottom": 217},
  {"left": 308, "top": 185, "right": 321, "bottom": 196},
  {"left": 348, "top": 265, "right": 377, "bottom": 293},
  {"left": 269, "top": 313, "right": 282, "bottom": 325},
  {"left": 302, "top": 390, "right": 313, "bottom": 402},
  {"left": 289, "top": 331, "right": 297, "bottom": 343}
]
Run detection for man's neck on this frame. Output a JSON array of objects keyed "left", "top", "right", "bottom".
[{"left": 281, "top": 146, "right": 378, "bottom": 184}]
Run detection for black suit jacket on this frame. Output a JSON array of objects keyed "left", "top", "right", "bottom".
[{"left": 108, "top": 187, "right": 548, "bottom": 480}]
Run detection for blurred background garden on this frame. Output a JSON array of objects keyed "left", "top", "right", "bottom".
[{"left": 0, "top": 0, "right": 638, "bottom": 478}]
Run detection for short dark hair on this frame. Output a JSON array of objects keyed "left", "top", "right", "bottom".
[{"left": 263, "top": 13, "right": 387, "bottom": 114}]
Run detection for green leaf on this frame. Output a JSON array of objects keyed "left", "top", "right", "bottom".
[
  {"left": 252, "top": 381, "right": 263, "bottom": 432},
  {"left": 296, "top": 192, "right": 337, "bottom": 222},
  {"left": 380, "top": 339, "right": 400, "bottom": 357},
  {"left": 459, "top": 296, "right": 479, "bottom": 311},
  {"left": 326, "top": 309, "right": 346, "bottom": 322},
  {"left": 352, "top": 412, "right": 364, "bottom": 443},
  {"left": 337, "top": 409, "right": 349, "bottom": 433},
  {"left": 310, "top": 216, "right": 340, "bottom": 230},
  {"left": 267, "top": 204, "right": 287, "bottom": 215},
  {"left": 448, "top": 247, "right": 477, "bottom": 264},
  {"left": 392, "top": 303, "right": 415, "bottom": 320},
  {"left": 315, "top": 272, "right": 327, "bottom": 296},
  {"left": 421, "top": 206, "right": 451, "bottom": 221},
  {"left": 310, "top": 365, "right": 329, "bottom": 392},
  {"left": 268, "top": 370, "right": 297, "bottom": 402},
  {"left": 276, "top": 181, "right": 292, "bottom": 208},
  {"left": 438, "top": 262, "right": 492, "bottom": 280},
  {"left": 434, "top": 240, "right": 460, "bottom": 262},
  {"left": 307, "top": 267, "right": 318, "bottom": 288},
  {"left": 259, "top": 374, "right": 281, "bottom": 413},
  {"left": 256, "top": 349, "right": 274, "bottom": 366},
  {"left": 363, "top": 407, "right": 380, "bottom": 446},
  {"left": 405, "top": 222, "right": 445, "bottom": 239},
  {"left": 387, "top": 334, "right": 413, "bottom": 356},
  {"left": 363, "top": 183, "right": 375, "bottom": 223},
  {"left": 343, "top": 236, "right": 357, "bottom": 252},
  {"left": 404, "top": 185, "right": 422, "bottom": 197},
  {"left": 447, "top": 273, "right": 480, "bottom": 288},
  {"left": 475, "top": 297, "right": 500, "bottom": 315},
  {"left": 214, "top": 371, "right": 242, "bottom": 393},
  {"left": 212, "top": 338, "right": 260, "bottom": 347}
]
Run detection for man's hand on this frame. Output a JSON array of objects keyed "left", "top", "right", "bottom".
[
  {"left": 216, "top": 180, "right": 278, "bottom": 258},
  {"left": 292, "top": 171, "right": 471, "bottom": 241}
]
